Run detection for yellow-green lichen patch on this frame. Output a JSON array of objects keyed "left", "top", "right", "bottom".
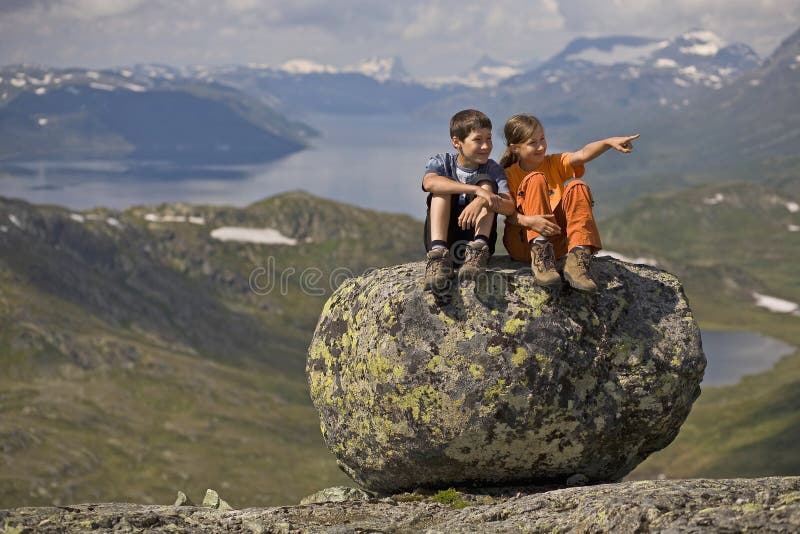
[
  {"left": 444, "top": 421, "right": 584, "bottom": 471},
  {"left": 488, "top": 345, "right": 504, "bottom": 356},
  {"left": 468, "top": 363, "right": 484, "bottom": 378},
  {"left": 511, "top": 347, "right": 528, "bottom": 367},
  {"left": 484, "top": 379, "right": 509, "bottom": 401},
  {"left": 502, "top": 318, "right": 527, "bottom": 335},
  {"left": 515, "top": 286, "right": 548, "bottom": 317},
  {"left": 427, "top": 355, "right": 444, "bottom": 372}
]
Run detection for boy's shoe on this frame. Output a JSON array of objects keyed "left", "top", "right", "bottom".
[
  {"left": 564, "top": 247, "right": 598, "bottom": 293},
  {"left": 459, "top": 240, "right": 490, "bottom": 281},
  {"left": 424, "top": 248, "right": 454, "bottom": 290},
  {"left": 530, "top": 240, "right": 561, "bottom": 288}
]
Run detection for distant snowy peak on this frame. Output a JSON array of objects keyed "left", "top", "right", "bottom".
[
  {"left": 346, "top": 56, "right": 410, "bottom": 82},
  {"left": 273, "top": 56, "right": 410, "bottom": 82},
  {"left": 652, "top": 29, "right": 759, "bottom": 71},
  {"left": 675, "top": 30, "right": 726, "bottom": 56},
  {"left": 558, "top": 36, "right": 667, "bottom": 66},
  {"left": 279, "top": 59, "right": 338, "bottom": 75}
]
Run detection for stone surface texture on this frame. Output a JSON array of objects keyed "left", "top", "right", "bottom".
[
  {"left": 2, "top": 478, "right": 799, "bottom": 533},
  {"left": 307, "top": 257, "right": 705, "bottom": 492}
]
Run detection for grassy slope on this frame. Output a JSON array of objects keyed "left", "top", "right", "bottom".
[
  {"left": 599, "top": 180, "right": 800, "bottom": 479},
  {"left": 0, "top": 191, "right": 424, "bottom": 508}
]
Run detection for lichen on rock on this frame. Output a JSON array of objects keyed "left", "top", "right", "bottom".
[{"left": 307, "top": 256, "right": 706, "bottom": 493}]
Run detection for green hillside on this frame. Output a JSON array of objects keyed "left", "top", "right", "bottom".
[
  {"left": 0, "top": 191, "right": 423, "bottom": 508},
  {"left": 599, "top": 180, "right": 800, "bottom": 479}
]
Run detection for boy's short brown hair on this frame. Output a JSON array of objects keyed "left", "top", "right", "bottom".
[{"left": 450, "top": 109, "right": 492, "bottom": 141}]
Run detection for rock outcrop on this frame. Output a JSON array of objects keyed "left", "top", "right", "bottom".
[
  {"left": 307, "top": 257, "right": 705, "bottom": 493},
  {"left": 2, "top": 478, "right": 798, "bottom": 532}
]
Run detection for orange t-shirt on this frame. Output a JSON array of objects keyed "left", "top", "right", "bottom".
[{"left": 503, "top": 153, "right": 585, "bottom": 260}]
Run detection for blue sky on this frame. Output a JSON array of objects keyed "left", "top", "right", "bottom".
[{"left": 0, "top": 0, "right": 798, "bottom": 76}]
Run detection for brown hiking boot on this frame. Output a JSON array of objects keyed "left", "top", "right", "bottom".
[
  {"left": 530, "top": 240, "right": 561, "bottom": 288},
  {"left": 459, "top": 240, "right": 490, "bottom": 281},
  {"left": 564, "top": 247, "right": 598, "bottom": 293},
  {"left": 424, "top": 247, "right": 454, "bottom": 290}
]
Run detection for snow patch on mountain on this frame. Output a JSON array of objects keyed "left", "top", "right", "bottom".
[
  {"left": 344, "top": 56, "right": 410, "bottom": 82},
  {"left": 678, "top": 30, "right": 725, "bottom": 56},
  {"left": 566, "top": 40, "right": 668, "bottom": 65},
  {"left": 280, "top": 59, "right": 338, "bottom": 75}
]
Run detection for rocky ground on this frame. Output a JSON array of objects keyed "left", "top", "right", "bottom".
[{"left": 2, "top": 477, "right": 799, "bottom": 533}]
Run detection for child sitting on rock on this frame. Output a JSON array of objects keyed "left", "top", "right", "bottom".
[
  {"left": 422, "top": 109, "right": 515, "bottom": 290},
  {"left": 499, "top": 114, "right": 639, "bottom": 293}
]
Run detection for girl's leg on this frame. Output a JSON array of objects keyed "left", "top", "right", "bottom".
[
  {"left": 561, "top": 179, "right": 602, "bottom": 252},
  {"left": 518, "top": 172, "right": 561, "bottom": 287},
  {"left": 560, "top": 179, "right": 602, "bottom": 293}
]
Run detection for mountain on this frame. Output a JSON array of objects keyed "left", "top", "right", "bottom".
[
  {"left": 542, "top": 35, "right": 666, "bottom": 66},
  {"left": 598, "top": 181, "right": 800, "bottom": 480},
  {"left": 424, "top": 29, "right": 760, "bottom": 136},
  {"left": 346, "top": 56, "right": 411, "bottom": 82},
  {"left": 578, "top": 26, "right": 800, "bottom": 216},
  {"left": 0, "top": 65, "right": 315, "bottom": 163},
  {"left": 177, "top": 61, "right": 448, "bottom": 116},
  {"left": 0, "top": 191, "right": 424, "bottom": 507}
]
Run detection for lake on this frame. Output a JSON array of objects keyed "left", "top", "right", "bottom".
[
  {"left": 0, "top": 112, "right": 451, "bottom": 220},
  {"left": 701, "top": 330, "right": 795, "bottom": 387}
]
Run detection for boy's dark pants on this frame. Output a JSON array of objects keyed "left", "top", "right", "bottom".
[{"left": 423, "top": 187, "right": 498, "bottom": 266}]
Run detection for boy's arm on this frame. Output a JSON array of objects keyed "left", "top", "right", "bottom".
[
  {"left": 569, "top": 134, "right": 640, "bottom": 167},
  {"left": 422, "top": 173, "right": 503, "bottom": 211}
]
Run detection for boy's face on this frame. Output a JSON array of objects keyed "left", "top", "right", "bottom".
[
  {"left": 513, "top": 126, "right": 547, "bottom": 170},
  {"left": 453, "top": 127, "right": 493, "bottom": 169}
]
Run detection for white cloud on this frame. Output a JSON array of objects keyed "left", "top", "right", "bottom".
[
  {"left": 0, "top": 0, "right": 797, "bottom": 76},
  {"left": 52, "top": 0, "right": 146, "bottom": 20}
]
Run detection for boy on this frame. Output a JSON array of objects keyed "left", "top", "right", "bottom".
[{"left": 422, "top": 109, "right": 515, "bottom": 290}]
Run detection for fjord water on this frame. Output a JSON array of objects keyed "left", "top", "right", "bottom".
[
  {"left": 0, "top": 111, "right": 794, "bottom": 387},
  {"left": 0, "top": 112, "right": 448, "bottom": 220}
]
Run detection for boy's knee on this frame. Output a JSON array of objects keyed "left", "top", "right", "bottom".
[{"left": 475, "top": 179, "right": 498, "bottom": 193}]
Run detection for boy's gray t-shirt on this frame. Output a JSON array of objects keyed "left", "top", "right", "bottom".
[{"left": 424, "top": 153, "right": 510, "bottom": 206}]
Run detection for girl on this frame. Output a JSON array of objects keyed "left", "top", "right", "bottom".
[{"left": 499, "top": 114, "right": 638, "bottom": 293}]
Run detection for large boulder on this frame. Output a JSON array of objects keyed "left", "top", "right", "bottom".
[{"left": 307, "top": 257, "right": 705, "bottom": 493}]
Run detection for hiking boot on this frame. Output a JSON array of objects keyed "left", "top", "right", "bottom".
[
  {"left": 459, "top": 240, "right": 490, "bottom": 281},
  {"left": 424, "top": 247, "right": 454, "bottom": 290},
  {"left": 530, "top": 240, "right": 561, "bottom": 288},
  {"left": 564, "top": 247, "right": 598, "bottom": 293}
]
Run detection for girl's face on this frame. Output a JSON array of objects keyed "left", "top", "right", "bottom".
[{"left": 514, "top": 126, "right": 547, "bottom": 170}]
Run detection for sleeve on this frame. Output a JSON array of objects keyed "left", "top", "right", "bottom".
[
  {"left": 422, "top": 154, "right": 447, "bottom": 191},
  {"left": 561, "top": 152, "right": 585, "bottom": 179},
  {"left": 487, "top": 160, "right": 510, "bottom": 195}
]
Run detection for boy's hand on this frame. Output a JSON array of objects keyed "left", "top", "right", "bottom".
[
  {"left": 524, "top": 214, "right": 560, "bottom": 236},
  {"left": 608, "top": 134, "right": 640, "bottom": 153},
  {"left": 458, "top": 199, "right": 488, "bottom": 230},
  {"left": 475, "top": 188, "right": 501, "bottom": 211}
]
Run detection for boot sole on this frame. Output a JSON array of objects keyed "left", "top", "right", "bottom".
[{"left": 564, "top": 272, "right": 597, "bottom": 293}]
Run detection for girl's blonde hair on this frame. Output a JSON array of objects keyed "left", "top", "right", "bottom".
[{"left": 499, "top": 114, "right": 543, "bottom": 168}]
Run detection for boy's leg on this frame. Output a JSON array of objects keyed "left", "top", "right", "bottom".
[
  {"left": 460, "top": 181, "right": 497, "bottom": 280},
  {"left": 424, "top": 193, "right": 452, "bottom": 251},
  {"left": 423, "top": 193, "right": 455, "bottom": 290},
  {"left": 560, "top": 179, "right": 602, "bottom": 293},
  {"left": 518, "top": 173, "right": 561, "bottom": 287}
]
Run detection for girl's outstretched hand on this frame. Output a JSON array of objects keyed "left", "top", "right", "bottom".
[{"left": 609, "top": 134, "right": 640, "bottom": 153}]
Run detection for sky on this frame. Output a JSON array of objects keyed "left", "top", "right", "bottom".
[{"left": 0, "top": 0, "right": 798, "bottom": 77}]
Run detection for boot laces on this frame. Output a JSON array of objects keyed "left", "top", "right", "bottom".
[
  {"left": 535, "top": 243, "right": 555, "bottom": 271},
  {"left": 574, "top": 248, "right": 591, "bottom": 270}
]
